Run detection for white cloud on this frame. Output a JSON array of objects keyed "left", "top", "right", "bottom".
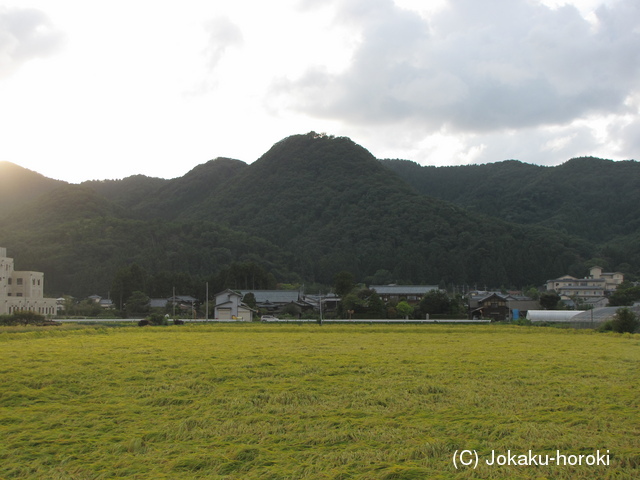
[
  {"left": 0, "top": 6, "right": 64, "bottom": 79},
  {"left": 203, "top": 16, "right": 243, "bottom": 71},
  {"left": 272, "top": 0, "right": 638, "bottom": 166},
  {"left": 0, "top": 0, "right": 637, "bottom": 182},
  {"left": 275, "top": 0, "right": 639, "bottom": 132}
]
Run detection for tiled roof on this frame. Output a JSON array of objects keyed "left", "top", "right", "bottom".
[{"left": 369, "top": 285, "right": 439, "bottom": 295}]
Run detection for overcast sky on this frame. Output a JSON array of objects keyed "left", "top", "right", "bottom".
[{"left": 1, "top": 0, "right": 638, "bottom": 183}]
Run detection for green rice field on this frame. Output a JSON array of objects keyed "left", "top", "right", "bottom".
[{"left": 0, "top": 323, "right": 638, "bottom": 479}]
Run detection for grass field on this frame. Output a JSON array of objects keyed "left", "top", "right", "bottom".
[{"left": 0, "top": 323, "right": 638, "bottom": 479}]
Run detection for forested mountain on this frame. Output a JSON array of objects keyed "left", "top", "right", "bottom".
[
  {"left": 0, "top": 133, "right": 637, "bottom": 299},
  {"left": 380, "top": 156, "right": 640, "bottom": 280},
  {"left": 174, "top": 133, "right": 592, "bottom": 286},
  {"left": 380, "top": 157, "right": 640, "bottom": 242},
  {"left": 0, "top": 162, "right": 67, "bottom": 217},
  {"left": 83, "top": 175, "right": 169, "bottom": 212}
]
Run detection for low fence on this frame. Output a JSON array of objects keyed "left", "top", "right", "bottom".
[
  {"left": 57, "top": 318, "right": 491, "bottom": 324},
  {"left": 318, "top": 319, "right": 491, "bottom": 324},
  {"left": 195, "top": 318, "right": 490, "bottom": 324},
  {"left": 59, "top": 318, "right": 143, "bottom": 323}
]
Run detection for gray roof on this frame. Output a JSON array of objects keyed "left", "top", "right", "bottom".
[
  {"left": 149, "top": 298, "right": 168, "bottom": 308},
  {"left": 170, "top": 295, "right": 197, "bottom": 302},
  {"left": 150, "top": 296, "right": 197, "bottom": 308},
  {"left": 369, "top": 285, "right": 439, "bottom": 295},
  {"left": 239, "top": 290, "right": 301, "bottom": 304},
  {"left": 547, "top": 275, "right": 578, "bottom": 282}
]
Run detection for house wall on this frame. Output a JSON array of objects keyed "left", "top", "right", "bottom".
[
  {"left": 0, "top": 251, "right": 13, "bottom": 298},
  {"left": 601, "top": 272, "right": 624, "bottom": 291},
  {"left": 586, "top": 266, "right": 623, "bottom": 292},
  {"left": 480, "top": 297, "right": 508, "bottom": 321},
  {"left": 214, "top": 304, "right": 253, "bottom": 321},
  {"left": 237, "top": 307, "right": 252, "bottom": 322},
  {"left": 10, "top": 271, "right": 44, "bottom": 298}
]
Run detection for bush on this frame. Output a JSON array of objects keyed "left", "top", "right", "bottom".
[
  {"left": 0, "top": 311, "right": 46, "bottom": 326},
  {"left": 610, "top": 308, "right": 639, "bottom": 334},
  {"left": 146, "top": 313, "right": 168, "bottom": 326},
  {"left": 598, "top": 321, "right": 613, "bottom": 332},
  {"left": 513, "top": 318, "right": 532, "bottom": 326}
]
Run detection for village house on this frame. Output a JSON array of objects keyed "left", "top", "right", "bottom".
[
  {"left": 238, "top": 289, "right": 340, "bottom": 316},
  {"left": 468, "top": 292, "right": 539, "bottom": 321},
  {"left": 238, "top": 289, "right": 305, "bottom": 314},
  {"left": 214, "top": 289, "right": 255, "bottom": 321},
  {"left": 148, "top": 295, "right": 199, "bottom": 317},
  {"left": 302, "top": 293, "right": 340, "bottom": 315},
  {"left": 368, "top": 284, "right": 439, "bottom": 304},
  {"left": 88, "top": 294, "right": 115, "bottom": 309},
  {"left": 0, "top": 247, "right": 57, "bottom": 316}
]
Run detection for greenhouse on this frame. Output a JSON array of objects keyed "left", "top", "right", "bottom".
[
  {"left": 526, "top": 310, "right": 581, "bottom": 322},
  {"left": 527, "top": 306, "right": 640, "bottom": 328}
]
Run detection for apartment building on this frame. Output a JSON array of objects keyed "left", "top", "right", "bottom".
[
  {"left": 546, "top": 265, "right": 624, "bottom": 307},
  {"left": 0, "top": 247, "right": 57, "bottom": 316}
]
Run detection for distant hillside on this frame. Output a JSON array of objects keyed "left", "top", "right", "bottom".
[
  {"left": 380, "top": 157, "right": 640, "bottom": 242},
  {"left": 130, "top": 157, "right": 247, "bottom": 218},
  {"left": 5, "top": 184, "right": 132, "bottom": 230},
  {"left": 82, "top": 175, "right": 169, "bottom": 211},
  {"left": 0, "top": 161, "right": 67, "bottom": 217},
  {"left": 82, "top": 157, "right": 247, "bottom": 218}
]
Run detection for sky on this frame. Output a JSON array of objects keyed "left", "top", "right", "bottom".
[{"left": 0, "top": 0, "right": 638, "bottom": 183}]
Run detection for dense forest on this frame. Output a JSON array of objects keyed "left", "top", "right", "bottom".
[
  {"left": 0, "top": 132, "right": 637, "bottom": 300},
  {"left": 381, "top": 156, "right": 640, "bottom": 277},
  {"left": 380, "top": 157, "right": 640, "bottom": 242}
]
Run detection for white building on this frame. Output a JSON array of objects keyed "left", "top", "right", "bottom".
[
  {"left": 0, "top": 247, "right": 57, "bottom": 316},
  {"left": 545, "top": 266, "right": 624, "bottom": 307}
]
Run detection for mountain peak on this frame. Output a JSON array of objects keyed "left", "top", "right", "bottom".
[{"left": 253, "top": 132, "right": 382, "bottom": 176}]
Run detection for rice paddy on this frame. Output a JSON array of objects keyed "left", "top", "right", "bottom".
[{"left": 0, "top": 323, "right": 638, "bottom": 479}]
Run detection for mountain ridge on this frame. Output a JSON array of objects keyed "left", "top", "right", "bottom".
[
  {"left": 380, "top": 156, "right": 640, "bottom": 242},
  {"left": 0, "top": 134, "right": 636, "bottom": 296}
]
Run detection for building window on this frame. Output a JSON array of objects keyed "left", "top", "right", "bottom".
[
  {"left": 17, "top": 278, "right": 23, "bottom": 285},
  {"left": 8, "top": 278, "right": 11, "bottom": 285}
]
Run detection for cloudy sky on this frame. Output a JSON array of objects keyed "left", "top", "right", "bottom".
[{"left": 1, "top": 0, "right": 638, "bottom": 183}]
